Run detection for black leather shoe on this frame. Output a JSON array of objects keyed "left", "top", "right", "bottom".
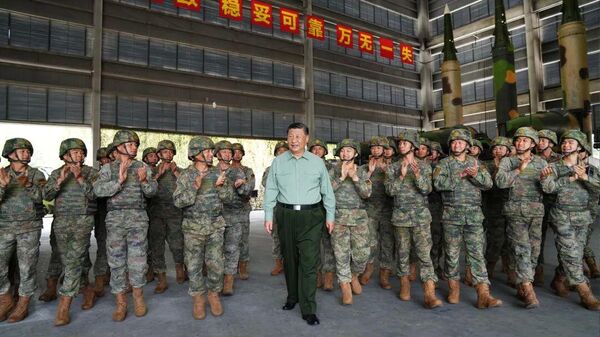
[
  {"left": 302, "top": 314, "right": 320, "bottom": 325},
  {"left": 282, "top": 302, "right": 296, "bottom": 310}
]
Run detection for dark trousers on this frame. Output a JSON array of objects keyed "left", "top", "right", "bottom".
[{"left": 276, "top": 206, "right": 324, "bottom": 315}]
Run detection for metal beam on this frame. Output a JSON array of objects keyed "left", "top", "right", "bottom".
[
  {"left": 303, "top": 0, "right": 315, "bottom": 135},
  {"left": 91, "top": 0, "right": 102, "bottom": 168}
]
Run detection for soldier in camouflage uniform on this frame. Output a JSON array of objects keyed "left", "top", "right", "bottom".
[
  {"left": 93, "top": 130, "right": 158, "bottom": 321},
  {"left": 385, "top": 131, "right": 442, "bottom": 309},
  {"left": 469, "top": 139, "right": 484, "bottom": 159},
  {"left": 142, "top": 147, "right": 159, "bottom": 167},
  {"left": 482, "top": 137, "right": 511, "bottom": 280},
  {"left": 495, "top": 127, "right": 549, "bottom": 309},
  {"left": 541, "top": 130, "right": 600, "bottom": 311},
  {"left": 359, "top": 137, "right": 394, "bottom": 289},
  {"left": 415, "top": 137, "right": 431, "bottom": 161},
  {"left": 43, "top": 138, "right": 98, "bottom": 325},
  {"left": 535, "top": 129, "right": 561, "bottom": 285},
  {"left": 93, "top": 147, "right": 111, "bottom": 297},
  {"left": 232, "top": 143, "right": 256, "bottom": 281},
  {"left": 308, "top": 138, "right": 335, "bottom": 290},
  {"left": 433, "top": 129, "right": 502, "bottom": 309},
  {"left": 383, "top": 139, "right": 397, "bottom": 165},
  {"left": 262, "top": 141, "right": 289, "bottom": 276},
  {"left": 579, "top": 145, "right": 600, "bottom": 278},
  {"left": 214, "top": 140, "right": 251, "bottom": 296},
  {"left": 148, "top": 140, "right": 185, "bottom": 294},
  {"left": 0, "top": 138, "right": 47, "bottom": 322},
  {"left": 428, "top": 141, "right": 446, "bottom": 279},
  {"left": 142, "top": 146, "right": 158, "bottom": 284},
  {"left": 328, "top": 139, "right": 371, "bottom": 305},
  {"left": 173, "top": 136, "right": 234, "bottom": 319}
]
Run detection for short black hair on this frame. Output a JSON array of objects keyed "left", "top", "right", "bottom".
[{"left": 287, "top": 122, "right": 309, "bottom": 135}]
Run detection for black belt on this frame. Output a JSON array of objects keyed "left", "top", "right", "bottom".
[{"left": 277, "top": 202, "right": 321, "bottom": 211}]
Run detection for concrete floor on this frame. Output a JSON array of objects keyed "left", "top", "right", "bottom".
[{"left": 0, "top": 211, "right": 599, "bottom": 337}]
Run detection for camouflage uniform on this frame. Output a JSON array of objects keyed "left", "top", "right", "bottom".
[
  {"left": 93, "top": 149, "right": 110, "bottom": 279},
  {"left": 495, "top": 129, "right": 548, "bottom": 285},
  {"left": 93, "top": 131, "right": 158, "bottom": 294},
  {"left": 329, "top": 140, "right": 371, "bottom": 284},
  {"left": 173, "top": 137, "right": 234, "bottom": 296},
  {"left": 482, "top": 155, "right": 509, "bottom": 271},
  {"left": 0, "top": 139, "right": 46, "bottom": 298},
  {"left": 236, "top": 166, "right": 255, "bottom": 263},
  {"left": 428, "top": 142, "right": 445, "bottom": 277},
  {"left": 385, "top": 158, "right": 437, "bottom": 283},
  {"left": 148, "top": 141, "right": 184, "bottom": 275},
  {"left": 262, "top": 166, "right": 282, "bottom": 260},
  {"left": 433, "top": 133, "right": 493, "bottom": 285},
  {"left": 537, "top": 132, "right": 561, "bottom": 270}
]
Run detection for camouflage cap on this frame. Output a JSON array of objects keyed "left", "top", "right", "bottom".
[
  {"left": 513, "top": 126, "right": 539, "bottom": 144},
  {"left": 471, "top": 139, "right": 484, "bottom": 152},
  {"left": 308, "top": 138, "right": 328, "bottom": 155},
  {"left": 96, "top": 147, "right": 109, "bottom": 161},
  {"left": 387, "top": 137, "right": 398, "bottom": 154},
  {"left": 142, "top": 147, "right": 157, "bottom": 161},
  {"left": 368, "top": 136, "right": 390, "bottom": 149},
  {"left": 430, "top": 141, "right": 445, "bottom": 156},
  {"left": 213, "top": 140, "right": 233, "bottom": 155},
  {"left": 397, "top": 130, "right": 421, "bottom": 149},
  {"left": 491, "top": 136, "right": 512, "bottom": 151},
  {"left": 188, "top": 136, "right": 215, "bottom": 160},
  {"left": 59, "top": 138, "right": 87, "bottom": 159},
  {"left": 2, "top": 138, "right": 33, "bottom": 159},
  {"left": 273, "top": 141, "right": 289, "bottom": 156},
  {"left": 538, "top": 129, "right": 558, "bottom": 145},
  {"left": 561, "top": 129, "right": 591, "bottom": 154},
  {"left": 419, "top": 137, "right": 431, "bottom": 149},
  {"left": 106, "top": 142, "right": 117, "bottom": 155},
  {"left": 448, "top": 129, "right": 473, "bottom": 147},
  {"left": 335, "top": 139, "right": 360, "bottom": 157},
  {"left": 157, "top": 139, "right": 177, "bottom": 155},
  {"left": 232, "top": 143, "right": 245, "bottom": 155},
  {"left": 112, "top": 130, "right": 140, "bottom": 147}
]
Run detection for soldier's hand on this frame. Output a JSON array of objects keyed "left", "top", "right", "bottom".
[
  {"left": 193, "top": 171, "right": 205, "bottom": 190},
  {"left": 264, "top": 220, "right": 273, "bottom": 234},
  {"left": 340, "top": 162, "right": 349, "bottom": 180},
  {"left": 409, "top": 160, "right": 420, "bottom": 179},
  {"left": 118, "top": 160, "right": 131, "bottom": 185},
  {"left": 573, "top": 165, "right": 588, "bottom": 181},
  {"left": 0, "top": 169, "right": 10, "bottom": 187},
  {"left": 400, "top": 161, "right": 409, "bottom": 178},
  {"left": 69, "top": 164, "right": 82, "bottom": 180},
  {"left": 347, "top": 164, "right": 358, "bottom": 180},
  {"left": 368, "top": 157, "right": 377, "bottom": 173},
  {"left": 137, "top": 166, "right": 148, "bottom": 183},
  {"left": 17, "top": 169, "right": 32, "bottom": 188},
  {"left": 518, "top": 155, "right": 531, "bottom": 172},
  {"left": 56, "top": 165, "right": 70, "bottom": 186},
  {"left": 234, "top": 178, "right": 246, "bottom": 188},
  {"left": 326, "top": 221, "right": 335, "bottom": 234},
  {"left": 540, "top": 166, "right": 554, "bottom": 179},
  {"left": 215, "top": 171, "right": 226, "bottom": 187}
]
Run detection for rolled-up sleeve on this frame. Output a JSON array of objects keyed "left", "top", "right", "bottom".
[{"left": 263, "top": 158, "right": 279, "bottom": 222}]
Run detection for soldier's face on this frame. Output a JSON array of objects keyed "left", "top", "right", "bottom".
[
  {"left": 515, "top": 137, "right": 534, "bottom": 154},
  {"left": 10, "top": 148, "right": 31, "bottom": 161},
  {"left": 384, "top": 148, "right": 395, "bottom": 158},
  {"left": 145, "top": 153, "right": 159, "bottom": 165},
  {"left": 450, "top": 140, "right": 468, "bottom": 154},
  {"left": 398, "top": 141, "right": 413, "bottom": 155},
  {"left": 287, "top": 128, "right": 309, "bottom": 154},
  {"left": 416, "top": 145, "right": 429, "bottom": 158},
  {"left": 159, "top": 149, "right": 174, "bottom": 162},
  {"left": 370, "top": 146, "right": 384, "bottom": 158},
  {"left": 339, "top": 147, "right": 356, "bottom": 161},
  {"left": 311, "top": 146, "right": 326, "bottom": 158},
  {"left": 429, "top": 150, "right": 439, "bottom": 161},
  {"left": 276, "top": 147, "right": 288, "bottom": 156},
  {"left": 492, "top": 146, "right": 508, "bottom": 159},
  {"left": 199, "top": 149, "right": 213, "bottom": 162},
  {"left": 469, "top": 146, "right": 481, "bottom": 156},
  {"left": 122, "top": 142, "right": 138, "bottom": 156},
  {"left": 233, "top": 149, "right": 244, "bottom": 161},
  {"left": 561, "top": 139, "right": 579, "bottom": 154},
  {"left": 99, "top": 157, "right": 111, "bottom": 165},
  {"left": 65, "top": 149, "right": 85, "bottom": 163},
  {"left": 218, "top": 149, "right": 232, "bottom": 161}
]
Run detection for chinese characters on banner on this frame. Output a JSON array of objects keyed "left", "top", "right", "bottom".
[
  {"left": 380, "top": 38, "right": 394, "bottom": 59},
  {"left": 306, "top": 16, "right": 325, "bottom": 40},
  {"left": 219, "top": 0, "right": 243, "bottom": 21},
  {"left": 174, "top": 0, "right": 201, "bottom": 11},
  {"left": 336, "top": 24, "right": 353, "bottom": 48},
  {"left": 279, "top": 8, "right": 300, "bottom": 35},
  {"left": 251, "top": 0, "right": 272, "bottom": 27},
  {"left": 358, "top": 32, "right": 373, "bottom": 54},
  {"left": 400, "top": 43, "right": 414, "bottom": 64}
]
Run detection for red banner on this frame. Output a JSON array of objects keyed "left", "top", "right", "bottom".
[
  {"left": 219, "top": 0, "right": 243, "bottom": 21},
  {"left": 174, "top": 0, "right": 201, "bottom": 11},
  {"left": 358, "top": 31, "right": 373, "bottom": 54},
  {"left": 279, "top": 8, "right": 300, "bottom": 35},
  {"left": 336, "top": 24, "right": 353, "bottom": 48},
  {"left": 306, "top": 16, "right": 325, "bottom": 41},
  {"left": 380, "top": 38, "right": 394, "bottom": 60},
  {"left": 251, "top": 0, "right": 273, "bottom": 28},
  {"left": 400, "top": 43, "right": 414, "bottom": 64}
]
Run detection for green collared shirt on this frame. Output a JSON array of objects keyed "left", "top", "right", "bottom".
[{"left": 264, "top": 150, "right": 335, "bottom": 222}]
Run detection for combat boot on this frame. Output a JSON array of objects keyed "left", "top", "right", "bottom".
[
  {"left": 94, "top": 274, "right": 107, "bottom": 297},
  {"left": 112, "top": 293, "right": 127, "bottom": 322},
  {"left": 533, "top": 265, "right": 544, "bottom": 287},
  {"left": 81, "top": 286, "right": 96, "bottom": 310},
  {"left": 447, "top": 280, "right": 460, "bottom": 304},
  {"left": 475, "top": 283, "right": 502, "bottom": 309},
  {"left": 409, "top": 263, "right": 417, "bottom": 282},
  {"left": 7, "top": 296, "right": 30, "bottom": 323},
  {"left": 176, "top": 263, "right": 186, "bottom": 284},
  {"left": 463, "top": 266, "right": 474, "bottom": 287},
  {"left": 575, "top": 282, "right": 600, "bottom": 311},
  {"left": 550, "top": 272, "right": 569, "bottom": 297},
  {"left": 359, "top": 263, "right": 374, "bottom": 285},
  {"left": 585, "top": 257, "right": 600, "bottom": 279},
  {"left": 222, "top": 274, "right": 234, "bottom": 296},
  {"left": 422, "top": 280, "right": 442, "bottom": 309},
  {"left": 207, "top": 292, "right": 223, "bottom": 316},
  {"left": 520, "top": 282, "right": 539, "bottom": 309},
  {"left": 132, "top": 287, "right": 147, "bottom": 317},
  {"left": 350, "top": 274, "right": 362, "bottom": 295},
  {"left": 238, "top": 261, "right": 249, "bottom": 280},
  {"left": 0, "top": 292, "right": 15, "bottom": 321},
  {"left": 398, "top": 276, "right": 411, "bottom": 301},
  {"left": 270, "top": 259, "right": 284, "bottom": 276},
  {"left": 379, "top": 268, "right": 392, "bottom": 289},
  {"left": 323, "top": 272, "right": 335, "bottom": 291},
  {"left": 154, "top": 272, "right": 168, "bottom": 294},
  {"left": 486, "top": 260, "right": 497, "bottom": 279},
  {"left": 39, "top": 277, "right": 59, "bottom": 302},
  {"left": 192, "top": 294, "right": 206, "bottom": 320},
  {"left": 316, "top": 272, "right": 323, "bottom": 288},
  {"left": 54, "top": 296, "right": 72, "bottom": 326},
  {"left": 340, "top": 283, "right": 352, "bottom": 305}
]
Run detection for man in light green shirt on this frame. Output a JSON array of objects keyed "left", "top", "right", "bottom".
[{"left": 264, "top": 123, "right": 335, "bottom": 326}]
